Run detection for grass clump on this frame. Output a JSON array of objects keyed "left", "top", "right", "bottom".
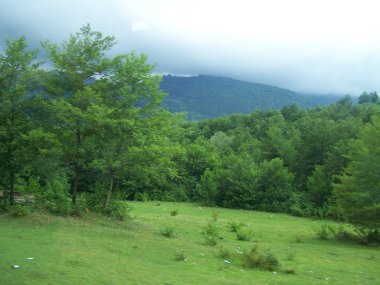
[
  {"left": 218, "top": 246, "right": 233, "bottom": 259},
  {"left": 160, "top": 226, "right": 175, "bottom": 238},
  {"left": 170, "top": 209, "right": 179, "bottom": 216},
  {"left": 227, "top": 221, "right": 244, "bottom": 232},
  {"left": 174, "top": 251, "right": 187, "bottom": 261},
  {"left": 282, "top": 268, "right": 296, "bottom": 274},
  {"left": 236, "top": 228, "right": 252, "bottom": 241},
  {"left": 241, "top": 245, "right": 279, "bottom": 271},
  {"left": 202, "top": 220, "right": 219, "bottom": 246},
  {"left": 313, "top": 224, "right": 336, "bottom": 240}
]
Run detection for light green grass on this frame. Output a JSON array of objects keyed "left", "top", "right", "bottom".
[{"left": 0, "top": 202, "right": 379, "bottom": 285}]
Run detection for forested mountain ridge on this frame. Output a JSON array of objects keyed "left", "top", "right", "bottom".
[{"left": 161, "top": 75, "right": 340, "bottom": 120}]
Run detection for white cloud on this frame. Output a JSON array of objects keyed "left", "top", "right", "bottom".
[{"left": 1, "top": 0, "right": 380, "bottom": 95}]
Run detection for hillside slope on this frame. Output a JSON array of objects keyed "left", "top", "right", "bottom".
[{"left": 160, "top": 75, "right": 339, "bottom": 120}]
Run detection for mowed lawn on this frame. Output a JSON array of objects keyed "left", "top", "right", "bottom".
[{"left": 0, "top": 202, "right": 379, "bottom": 285}]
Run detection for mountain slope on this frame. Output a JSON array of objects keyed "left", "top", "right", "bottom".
[{"left": 160, "top": 75, "right": 340, "bottom": 120}]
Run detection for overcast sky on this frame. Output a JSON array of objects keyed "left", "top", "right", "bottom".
[{"left": 1, "top": 0, "right": 380, "bottom": 95}]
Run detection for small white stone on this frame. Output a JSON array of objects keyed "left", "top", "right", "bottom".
[
  {"left": 27, "top": 257, "right": 34, "bottom": 260},
  {"left": 224, "top": 260, "right": 231, "bottom": 264},
  {"left": 12, "top": 265, "right": 20, "bottom": 269}
]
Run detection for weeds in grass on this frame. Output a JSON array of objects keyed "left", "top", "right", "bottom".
[
  {"left": 227, "top": 221, "right": 244, "bottom": 232},
  {"left": 202, "top": 220, "right": 219, "bottom": 246},
  {"left": 170, "top": 209, "right": 179, "bottom": 216},
  {"left": 160, "top": 226, "right": 175, "bottom": 238},
  {"left": 285, "top": 249, "right": 296, "bottom": 261},
  {"left": 283, "top": 268, "right": 296, "bottom": 274},
  {"left": 211, "top": 210, "right": 219, "bottom": 222},
  {"left": 236, "top": 228, "right": 252, "bottom": 241},
  {"left": 218, "top": 247, "right": 233, "bottom": 259},
  {"left": 241, "top": 245, "right": 279, "bottom": 271},
  {"left": 313, "top": 224, "right": 336, "bottom": 240},
  {"left": 294, "top": 235, "right": 303, "bottom": 243},
  {"left": 174, "top": 251, "right": 187, "bottom": 261}
]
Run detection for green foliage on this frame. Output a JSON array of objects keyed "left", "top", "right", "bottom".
[
  {"left": 196, "top": 168, "right": 218, "bottom": 206},
  {"left": 241, "top": 245, "right": 279, "bottom": 271},
  {"left": 160, "top": 226, "right": 175, "bottom": 238},
  {"left": 101, "top": 201, "right": 130, "bottom": 221},
  {"left": 2, "top": 26, "right": 380, "bottom": 227},
  {"left": 218, "top": 246, "right": 233, "bottom": 259},
  {"left": 313, "top": 224, "right": 337, "bottom": 240},
  {"left": 8, "top": 204, "right": 31, "bottom": 217},
  {"left": 0, "top": 37, "right": 39, "bottom": 205},
  {"left": 161, "top": 75, "right": 338, "bottom": 120},
  {"left": 227, "top": 221, "right": 244, "bottom": 232},
  {"left": 202, "top": 220, "right": 219, "bottom": 246},
  {"left": 334, "top": 117, "right": 380, "bottom": 229},
  {"left": 170, "top": 209, "right": 179, "bottom": 216},
  {"left": 236, "top": 228, "right": 252, "bottom": 241}
]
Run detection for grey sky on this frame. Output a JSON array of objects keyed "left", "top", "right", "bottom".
[{"left": 1, "top": 0, "right": 380, "bottom": 95}]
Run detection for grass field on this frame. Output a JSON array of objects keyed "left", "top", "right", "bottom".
[{"left": 0, "top": 202, "right": 379, "bottom": 285}]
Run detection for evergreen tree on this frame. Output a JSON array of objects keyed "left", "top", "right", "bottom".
[
  {"left": 0, "top": 37, "right": 39, "bottom": 204},
  {"left": 334, "top": 117, "right": 380, "bottom": 228}
]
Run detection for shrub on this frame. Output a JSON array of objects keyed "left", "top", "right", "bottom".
[
  {"left": 134, "top": 192, "right": 149, "bottom": 202},
  {"left": 241, "top": 245, "right": 279, "bottom": 271},
  {"left": 0, "top": 203, "right": 9, "bottom": 214},
  {"left": 236, "top": 228, "right": 252, "bottom": 241},
  {"left": 102, "top": 201, "right": 130, "bottom": 221},
  {"left": 160, "top": 226, "right": 175, "bottom": 238},
  {"left": 313, "top": 224, "right": 336, "bottom": 240},
  {"left": 202, "top": 221, "right": 219, "bottom": 246},
  {"left": 227, "top": 221, "right": 244, "bottom": 232},
  {"left": 9, "top": 204, "right": 31, "bottom": 217},
  {"left": 170, "top": 209, "right": 179, "bottom": 216},
  {"left": 44, "top": 189, "right": 73, "bottom": 216}
]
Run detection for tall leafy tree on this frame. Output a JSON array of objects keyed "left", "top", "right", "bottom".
[
  {"left": 334, "top": 117, "right": 380, "bottom": 229},
  {"left": 42, "top": 24, "right": 115, "bottom": 205},
  {"left": 0, "top": 37, "right": 38, "bottom": 204}
]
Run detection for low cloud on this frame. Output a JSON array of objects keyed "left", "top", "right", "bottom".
[{"left": 1, "top": 0, "right": 379, "bottom": 95}]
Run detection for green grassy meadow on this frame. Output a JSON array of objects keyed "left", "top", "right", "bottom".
[{"left": 0, "top": 202, "right": 379, "bottom": 285}]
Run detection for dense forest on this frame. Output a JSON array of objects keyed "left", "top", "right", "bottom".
[
  {"left": 1, "top": 25, "right": 380, "bottom": 234},
  {"left": 160, "top": 75, "right": 340, "bottom": 120}
]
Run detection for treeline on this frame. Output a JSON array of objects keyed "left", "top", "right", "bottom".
[{"left": 1, "top": 25, "right": 379, "bottom": 230}]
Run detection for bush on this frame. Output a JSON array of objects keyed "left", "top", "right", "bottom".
[
  {"left": 241, "top": 245, "right": 279, "bottom": 271},
  {"left": 313, "top": 224, "right": 336, "bottom": 240},
  {"left": 43, "top": 189, "right": 73, "bottom": 216},
  {"left": 0, "top": 203, "right": 9, "bottom": 214},
  {"left": 170, "top": 209, "right": 179, "bottom": 216},
  {"left": 160, "top": 226, "right": 175, "bottom": 238},
  {"left": 202, "top": 221, "right": 219, "bottom": 246},
  {"left": 101, "top": 201, "right": 130, "bottom": 221},
  {"left": 134, "top": 192, "right": 150, "bottom": 202},
  {"left": 9, "top": 204, "right": 31, "bottom": 217},
  {"left": 236, "top": 228, "right": 252, "bottom": 241},
  {"left": 227, "top": 221, "right": 244, "bottom": 232}
]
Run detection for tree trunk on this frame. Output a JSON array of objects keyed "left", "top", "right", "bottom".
[
  {"left": 71, "top": 169, "right": 79, "bottom": 206},
  {"left": 9, "top": 171, "right": 15, "bottom": 205},
  {"left": 104, "top": 171, "right": 114, "bottom": 209}
]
